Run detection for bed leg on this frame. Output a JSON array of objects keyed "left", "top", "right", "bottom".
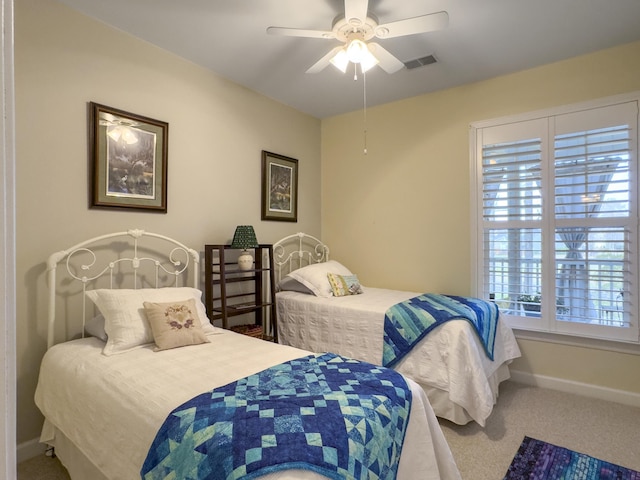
[{"left": 45, "top": 445, "right": 56, "bottom": 458}]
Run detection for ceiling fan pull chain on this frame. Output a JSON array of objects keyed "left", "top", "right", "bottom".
[{"left": 363, "top": 67, "right": 368, "bottom": 155}]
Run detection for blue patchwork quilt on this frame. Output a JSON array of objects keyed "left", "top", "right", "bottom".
[
  {"left": 141, "top": 352, "right": 412, "bottom": 480},
  {"left": 383, "top": 294, "right": 499, "bottom": 368}
]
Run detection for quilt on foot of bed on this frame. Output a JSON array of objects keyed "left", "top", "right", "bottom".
[
  {"left": 383, "top": 294, "right": 499, "bottom": 368},
  {"left": 141, "top": 352, "right": 412, "bottom": 480}
]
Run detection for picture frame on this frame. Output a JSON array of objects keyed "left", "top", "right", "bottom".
[
  {"left": 90, "top": 102, "right": 168, "bottom": 212},
  {"left": 261, "top": 150, "right": 298, "bottom": 222}
]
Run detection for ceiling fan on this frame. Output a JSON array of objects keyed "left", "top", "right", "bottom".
[{"left": 267, "top": 0, "right": 448, "bottom": 74}]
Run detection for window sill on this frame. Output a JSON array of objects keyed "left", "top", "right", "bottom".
[{"left": 513, "top": 328, "right": 640, "bottom": 356}]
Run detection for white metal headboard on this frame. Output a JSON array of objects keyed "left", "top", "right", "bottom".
[
  {"left": 272, "top": 232, "right": 330, "bottom": 283},
  {"left": 46, "top": 229, "right": 199, "bottom": 349}
]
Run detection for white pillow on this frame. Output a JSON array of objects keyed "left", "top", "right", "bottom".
[
  {"left": 276, "top": 276, "right": 314, "bottom": 295},
  {"left": 286, "top": 260, "right": 353, "bottom": 298},
  {"left": 84, "top": 314, "right": 107, "bottom": 342},
  {"left": 85, "top": 287, "right": 216, "bottom": 356}
]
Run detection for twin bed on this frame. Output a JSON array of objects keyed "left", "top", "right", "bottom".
[
  {"left": 34, "top": 230, "right": 461, "bottom": 480},
  {"left": 273, "top": 233, "right": 521, "bottom": 427}
]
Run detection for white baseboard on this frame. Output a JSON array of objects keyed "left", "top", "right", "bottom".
[
  {"left": 17, "top": 437, "right": 46, "bottom": 464},
  {"left": 509, "top": 369, "right": 640, "bottom": 409}
]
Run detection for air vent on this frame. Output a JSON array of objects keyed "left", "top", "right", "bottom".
[{"left": 404, "top": 54, "right": 437, "bottom": 70}]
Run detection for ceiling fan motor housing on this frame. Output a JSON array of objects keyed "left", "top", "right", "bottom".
[{"left": 332, "top": 14, "right": 380, "bottom": 42}]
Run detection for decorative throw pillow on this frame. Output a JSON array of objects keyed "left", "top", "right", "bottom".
[
  {"left": 85, "top": 287, "right": 218, "bottom": 356},
  {"left": 143, "top": 299, "right": 210, "bottom": 351},
  {"left": 327, "top": 273, "right": 363, "bottom": 297},
  {"left": 287, "top": 260, "right": 353, "bottom": 298}
]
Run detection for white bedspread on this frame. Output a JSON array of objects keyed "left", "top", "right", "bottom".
[
  {"left": 276, "top": 288, "right": 521, "bottom": 426},
  {"left": 35, "top": 329, "right": 461, "bottom": 480}
]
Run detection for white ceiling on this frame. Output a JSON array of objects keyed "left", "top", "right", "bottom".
[{"left": 56, "top": 0, "right": 640, "bottom": 119}]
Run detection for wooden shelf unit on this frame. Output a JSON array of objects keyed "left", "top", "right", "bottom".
[{"left": 204, "top": 244, "right": 277, "bottom": 342}]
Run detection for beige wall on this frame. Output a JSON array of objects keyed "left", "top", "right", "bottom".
[
  {"left": 15, "top": 1, "right": 321, "bottom": 444},
  {"left": 321, "top": 42, "right": 640, "bottom": 394}
]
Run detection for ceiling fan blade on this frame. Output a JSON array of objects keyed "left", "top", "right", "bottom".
[
  {"left": 367, "top": 43, "right": 404, "bottom": 74},
  {"left": 267, "top": 26, "right": 335, "bottom": 39},
  {"left": 344, "top": 0, "right": 369, "bottom": 25},
  {"left": 306, "top": 46, "right": 344, "bottom": 74},
  {"left": 375, "top": 11, "right": 449, "bottom": 39}
]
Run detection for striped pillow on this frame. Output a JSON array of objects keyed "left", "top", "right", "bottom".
[{"left": 327, "top": 273, "right": 363, "bottom": 297}]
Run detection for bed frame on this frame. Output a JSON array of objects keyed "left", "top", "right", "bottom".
[
  {"left": 46, "top": 229, "right": 199, "bottom": 349},
  {"left": 273, "top": 232, "right": 330, "bottom": 283}
]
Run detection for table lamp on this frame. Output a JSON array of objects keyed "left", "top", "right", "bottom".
[{"left": 230, "top": 225, "right": 258, "bottom": 270}]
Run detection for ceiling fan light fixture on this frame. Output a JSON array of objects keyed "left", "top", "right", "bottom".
[
  {"left": 329, "top": 48, "right": 350, "bottom": 72},
  {"left": 360, "top": 48, "right": 379, "bottom": 72},
  {"left": 330, "top": 39, "right": 379, "bottom": 74},
  {"left": 346, "top": 39, "right": 368, "bottom": 63}
]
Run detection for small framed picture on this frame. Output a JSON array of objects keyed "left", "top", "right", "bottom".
[
  {"left": 90, "top": 102, "right": 168, "bottom": 212},
  {"left": 261, "top": 150, "right": 298, "bottom": 222}
]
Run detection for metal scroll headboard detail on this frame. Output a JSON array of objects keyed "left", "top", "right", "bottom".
[
  {"left": 46, "top": 229, "right": 200, "bottom": 349},
  {"left": 272, "top": 232, "right": 330, "bottom": 283}
]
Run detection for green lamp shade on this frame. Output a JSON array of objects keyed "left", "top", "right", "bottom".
[{"left": 230, "top": 225, "right": 258, "bottom": 250}]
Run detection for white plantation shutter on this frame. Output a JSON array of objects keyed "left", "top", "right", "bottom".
[
  {"left": 482, "top": 138, "right": 542, "bottom": 222},
  {"left": 478, "top": 119, "right": 547, "bottom": 330},
  {"left": 552, "top": 104, "right": 636, "bottom": 341},
  {"left": 472, "top": 97, "right": 639, "bottom": 343}
]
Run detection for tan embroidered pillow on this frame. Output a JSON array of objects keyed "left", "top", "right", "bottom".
[{"left": 143, "top": 299, "right": 210, "bottom": 351}]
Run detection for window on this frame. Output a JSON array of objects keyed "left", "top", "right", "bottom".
[{"left": 471, "top": 96, "right": 639, "bottom": 343}]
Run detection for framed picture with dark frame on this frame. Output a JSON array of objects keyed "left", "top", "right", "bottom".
[
  {"left": 261, "top": 150, "right": 298, "bottom": 222},
  {"left": 90, "top": 102, "right": 168, "bottom": 212}
]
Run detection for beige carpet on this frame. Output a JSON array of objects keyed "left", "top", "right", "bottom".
[
  {"left": 440, "top": 380, "right": 640, "bottom": 479},
  {"left": 17, "top": 451, "right": 69, "bottom": 480},
  {"left": 18, "top": 380, "right": 640, "bottom": 480}
]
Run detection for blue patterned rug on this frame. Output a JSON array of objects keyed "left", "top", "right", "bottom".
[{"left": 504, "top": 436, "right": 640, "bottom": 480}]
